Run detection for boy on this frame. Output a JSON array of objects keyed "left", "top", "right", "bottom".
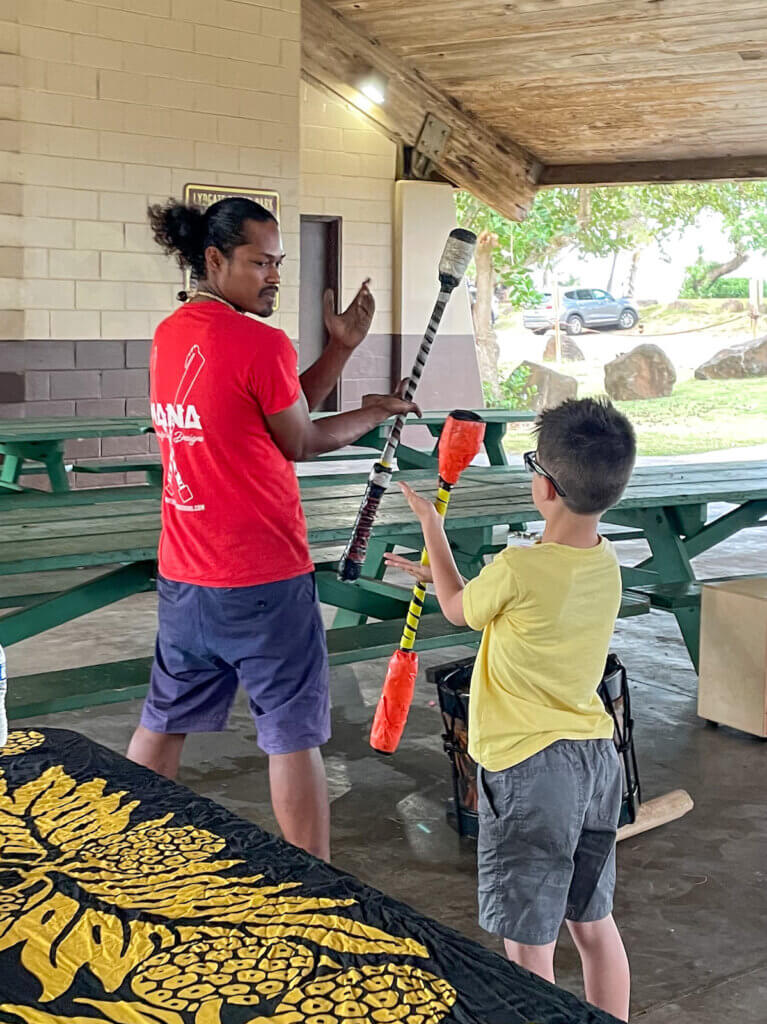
[{"left": 386, "top": 397, "right": 636, "bottom": 1021}]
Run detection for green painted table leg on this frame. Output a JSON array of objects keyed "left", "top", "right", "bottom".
[
  {"left": 0, "top": 452, "right": 22, "bottom": 487},
  {"left": 0, "top": 561, "right": 156, "bottom": 646},
  {"left": 448, "top": 525, "right": 496, "bottom": 579},
  {"left": 483, "top": 423, "right": 509, "bottom": 466},
  {"left": 0, "top": 440, "right": 69, "bottom": 491},
  {"left": 635, "top": 508, "right": 694, "bottom": 578},
  {"left": 668, "top": 503, "right": 706, "bottom": 539},
  {"left": 418, "top": 421, "right": 509, "bottom": 467},
  {"left": 674, "top": 605, "right": 701, "bottom": 673},
  {"left": 684, "top": 499, "right": 767, "bottom": 559},
  {"left": 635, "top": 506, "right": 698, "bottom": 667},
  {"left": 393, "top": 445, "right": 438, "bottom": 471},
  {"left": 44, "top": 443, "right": 71, "bottom": 492}
]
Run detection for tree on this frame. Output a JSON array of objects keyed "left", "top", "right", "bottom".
[
  {"left": 472, "top": 230, "right": 501, "bottom": 398},
  {"left": 679, "top": 182, "right": 767, "bottom": 287},
  {"left": 457, "top": 181, "right": 767, "bottom": 384}
]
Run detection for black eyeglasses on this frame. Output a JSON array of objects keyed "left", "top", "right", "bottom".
[{"left": 523, "top": 450, "right": 567, "bottom": 497}]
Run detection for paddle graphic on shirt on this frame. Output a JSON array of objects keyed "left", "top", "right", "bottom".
[{"left": 164, "top": 344, "right": 205, "bottom": 507}]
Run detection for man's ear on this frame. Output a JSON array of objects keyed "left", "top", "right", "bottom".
[{"left": 204, "top": 245, "right": 223, "bottom": 275}]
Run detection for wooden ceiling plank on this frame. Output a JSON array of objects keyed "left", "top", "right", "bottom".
[
  {"left": 432, "top": 53, "right": 755, "bottom": 92},
  {"left": 302, "top": 0, "right": 540, "bottom": 220},
  {"left": 326, "top": 1, "right": 767, "bottom": 55},
  {"left": 305, "top": 0, "right": 767, "bottom": 203},
  {"left": 540, "top": 155, "right": 767, "bottom": 186},
  {"left": 383, "top": 13, "right": 767, "bottom": 58}
]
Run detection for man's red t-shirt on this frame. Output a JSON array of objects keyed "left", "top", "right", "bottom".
[{"left": 149, "top": 301, "right": 313, "bottom": 587}]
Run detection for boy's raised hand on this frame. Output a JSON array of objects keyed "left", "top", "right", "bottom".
[
  {"left": 397, "top": 481, "right": 440, "bottom": 524},
  {"left": 383, "top": 551, "right": 434, "bottom": 585}
]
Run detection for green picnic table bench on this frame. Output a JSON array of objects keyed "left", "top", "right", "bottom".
[
  {"left": 0, "top": 417, "right": 154, "bottom": 492},
  {"left": 0, "top": 408, "right": 533, "bottom": 493},
  {"left": 2, "top": 459, "right": 765, "bottom": 718},
  {"left": 0, "top": 464, "right": 648, "bottom": 718},
  {"left": 316, "top": 407, "right": 535, "bottom": 469}
]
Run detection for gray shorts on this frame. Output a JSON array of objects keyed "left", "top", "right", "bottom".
[{"left": 477, "top": 738, "right": 622, "bottom": 945}]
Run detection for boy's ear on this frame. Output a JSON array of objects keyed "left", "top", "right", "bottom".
[{"left": 542, "top": 476, "right": 558, "bottom": 503}]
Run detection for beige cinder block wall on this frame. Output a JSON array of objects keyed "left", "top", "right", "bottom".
[
  {"left": 0, "top": 0, "right": 300, "bottom": 479},
  {"left": 300, "top": 80, "right": 396, "bottom": 411}
]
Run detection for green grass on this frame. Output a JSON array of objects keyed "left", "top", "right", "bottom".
[
  {"left": 503, "top": 378, "right": 767, "bottom": 457},
  {"left": 638, "top": 298, "right": 751, "bottom": 338}
]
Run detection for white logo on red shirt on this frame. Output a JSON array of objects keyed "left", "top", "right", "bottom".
[
  {"left": 151, "top": 402, "right": 202, "bottom": 431},
  {"left": 155, "top": 345, "right": 206, "bottom": 510}
]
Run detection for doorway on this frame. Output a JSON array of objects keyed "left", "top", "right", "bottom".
[{"left": 299, "top": 215, "right": 342, "bottom": 411}]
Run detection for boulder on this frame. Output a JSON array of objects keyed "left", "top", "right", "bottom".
[
  {"left": 604, "top": 344, "right": 676, "bottom": 400},
  {"left": 694, "top": 334, "right": 767, "bottom": 380},
  {"left": 542, "top": 331, "right": 584, "bottom": 363},
  {"left": 516, "top": 360, "right": 578, "bottom": 412},
  {"left": 722, "top": 299, "right": 745, "bottom": 313}
]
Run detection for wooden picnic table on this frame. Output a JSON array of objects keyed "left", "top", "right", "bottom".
[
  {"left": 0, "top": 408, "right": 534, "bottom": 492},
  {"left": 1, "top": 460, "right": 766, "bottom": 717},
  {"left": 0, "top": 417, "right": 154, "bottom": 492},
  {"left": 330, "top": 407, "right": 535, "bottom": 469}
]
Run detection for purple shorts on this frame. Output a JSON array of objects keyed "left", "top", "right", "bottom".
[{"left": 142, "top": 572, "right": 330, "bottom": 755}]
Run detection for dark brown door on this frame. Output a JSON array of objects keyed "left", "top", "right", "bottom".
[{"left": 299, "top": 216, "right": 341, "bottom": 411}]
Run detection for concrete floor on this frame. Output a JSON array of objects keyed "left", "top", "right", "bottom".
[{"left": 6, "top": 518, "right": 767, "bottom": 1021}]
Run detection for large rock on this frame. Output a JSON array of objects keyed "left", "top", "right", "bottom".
[
  {"left": 604, "top": 344, "right": 676, "bottom": 400},
  {"left": 542, "top": 331, "right": 584, "bottom": 363},
  {"left": 515, "top": 360, "right": 577, "bottom": 412},
  {"left": 694, "top": 334, "right": 767, "bottom": 380}
]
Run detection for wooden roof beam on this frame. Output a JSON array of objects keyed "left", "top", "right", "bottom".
[
  {"left": 540, "top": 156, "right": 767, "bottom": 188},
  {"left": 302, "top": 0, "right": 540, "bottom": 221}
]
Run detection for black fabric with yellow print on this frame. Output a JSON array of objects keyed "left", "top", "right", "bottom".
[{"left": 0, "top": 729, "right": 616, "bottom": 1024}]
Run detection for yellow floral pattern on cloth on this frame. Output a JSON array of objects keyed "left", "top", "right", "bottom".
[
  {"left": 0, "top": 731, "right": 457, "bottom": 1024},
  {"left": 0, "top": 729, "right": 45, "bottom": 756}
]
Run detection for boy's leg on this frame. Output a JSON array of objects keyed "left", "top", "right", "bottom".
[
  {"left": 127, "top": 726, "right": 186, "bottom": 780},
  {"left": 566, "top": 741, "right": 628, "bottom": 1019},
  {"left": 476, "top": 751, "right": 583, "bottom": 972},
  {"left": 269, "top": 747, "right": 330, "bottom": 861},
  {"left": 503, "top": 938, "right": 557, "bottom": 984},
  {"left": 567, "top": 914, "right": 630, "bottom": 1021}
]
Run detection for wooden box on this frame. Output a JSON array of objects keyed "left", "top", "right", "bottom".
[{"left": 698, "top": 578, "right": 767, "bottom": 737}]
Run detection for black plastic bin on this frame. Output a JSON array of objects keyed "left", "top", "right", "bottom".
[{"left": 427, "top": 653, "right": 641, "bottom": 838}]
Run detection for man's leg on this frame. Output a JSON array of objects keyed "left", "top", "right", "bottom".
[
  {"left": 567, "top": 915, "right": 630, "bottom": 1022},
  {"left": 269, "top": 747, "right": 330, "bottom": 861},
  {"left": 503, "top": 938, "right": 557, "bottom": 984},
  {"left": 127, "top": 725, "right": 186, "bottom": 780}
]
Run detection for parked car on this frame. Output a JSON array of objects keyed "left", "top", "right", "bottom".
[{"left": 523, "top": 289, "right": 639, "bottom": 335}]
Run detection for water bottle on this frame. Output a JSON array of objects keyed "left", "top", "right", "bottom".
[{"left": 0, "top": 644, "right": 7, "bottom": 748}]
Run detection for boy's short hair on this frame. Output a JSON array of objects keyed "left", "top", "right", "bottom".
[{"left": 535, "top": 398, "right": 636, "bottom": 515}]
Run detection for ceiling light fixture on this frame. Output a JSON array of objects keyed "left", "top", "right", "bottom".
[{"left": 357, "top": 70, "right": 388, "bottom": 106}]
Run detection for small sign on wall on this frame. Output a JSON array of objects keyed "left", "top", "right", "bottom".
[{"left": 182, "top": 183, "right": 282, "bottom": 308}]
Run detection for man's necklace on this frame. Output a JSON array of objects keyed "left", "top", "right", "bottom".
[{"left": 191, "top": 290, "right": 240, "bottom": 313}]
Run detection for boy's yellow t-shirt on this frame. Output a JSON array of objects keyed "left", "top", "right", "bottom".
[{"left": 462, "top": 538, "right": 620, "bottom": 772}]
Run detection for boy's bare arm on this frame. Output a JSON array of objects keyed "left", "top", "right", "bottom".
[{"left": 397, "top": 482, "right": 467, "bottom": 626}]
